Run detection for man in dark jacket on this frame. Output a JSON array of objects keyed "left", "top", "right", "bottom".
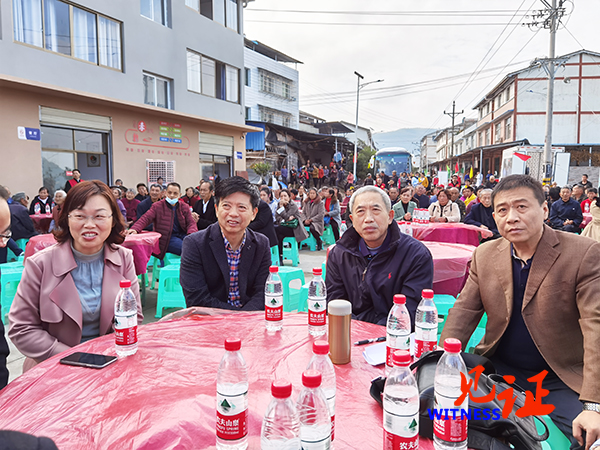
[
  {"left": 191, "top": 182, "right": 217, "bottom": 230},
  {"left": 326, "top": 186, "right": 434, "bottom": 326},
  {"left": 180, "top": 176, "right": 271, "bottom": 310},
  {"left": 549, "top": 186, "right": 583, "bottom": 233},
  {"left": 129, "top": 182, "right": 197, "bottom": 258},
  {"left": 465, "top": 188, "right": 499, "bottom": 238},
  {"left": 136, "top": 184, "right": 163, "bottom": 231},
  {"left": 63, "top": 169, "right": 82, "bottom": 193},
  {"left": 9, "top": 193, "right": 36, "bottom": 241},
  {"left": 248, "top": 200, "right": 278, "bottom": 248}
]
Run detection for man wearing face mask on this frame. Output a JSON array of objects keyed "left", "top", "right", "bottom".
[{"left": 128, "top": 182, "right": 197, "bottom": 257}]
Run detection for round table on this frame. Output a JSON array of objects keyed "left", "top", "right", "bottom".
[
  {"left": 24, "top": 232, "right": 161, "bottom": 276},
  {"left": 29, "top": 214, "right": 53, "bottom": 234},
  {"left": 399, "top": 221, "right": 493, "bottom": 246},
  {"left": 422, "top": 241, "right": 475, "bottom": 298},
  {"left": 0, "top": 312, "right": 443, "bottom": 449}
]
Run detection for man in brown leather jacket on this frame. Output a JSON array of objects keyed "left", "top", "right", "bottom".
[{"left": 441, "top": 175, "right": 600, "bottom": 450}]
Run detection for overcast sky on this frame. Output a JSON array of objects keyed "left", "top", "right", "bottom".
[{"left": 243, "top": 0, "right": 599, "bottom": 133}]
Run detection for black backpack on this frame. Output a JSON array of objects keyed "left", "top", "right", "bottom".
[{"left": 370, "top": 351, "right": 549, "bottom": 450}]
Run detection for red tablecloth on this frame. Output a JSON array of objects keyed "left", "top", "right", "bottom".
[
  {"left": 29, "top": 214, "right": 53, "bottom": 234},
  {"left": 423, "top": 241, "right": 474, "bottom": 298},
  {"left": 0, "top": 312, "right": 447, "bottom": 449},
  {"left": 399, "top": 221, "right": 493, "bottom": 246},
  {"left": 23, "top": 232, "right": 161, "bottom": 276}
]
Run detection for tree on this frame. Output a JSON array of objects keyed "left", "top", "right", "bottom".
[
  {"left": 346, "top": 143, "right": 376, "bottom": 182},
  {"left": 250, "top": 162, "right": 271, "bottom": 184}
]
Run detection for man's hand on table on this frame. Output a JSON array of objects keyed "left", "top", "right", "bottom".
[
  {"left": 191, "top": 212, "right": 199, "bottom": 222},
  {"left": 573, "top": 410, "right": 600, "bottom": 449},
  {"left": 126, "top": 229, "right": 137, "bottom": 235}
]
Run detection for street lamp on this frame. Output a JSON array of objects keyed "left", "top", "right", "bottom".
[{"left": 353, "top": 71, "right": 383, "bottom": 181}]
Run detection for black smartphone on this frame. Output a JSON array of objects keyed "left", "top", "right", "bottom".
[{"left": 59, "top": 352, "right": 118, "bottom": 369}]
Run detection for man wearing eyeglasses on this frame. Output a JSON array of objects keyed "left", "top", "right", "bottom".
[{"left": 0, "top": 192, "right": 12, "bottom": 389}]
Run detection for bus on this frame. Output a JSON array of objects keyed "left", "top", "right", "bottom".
[{"left": 375, "top": 148, "right": 412, "bottom": 175}]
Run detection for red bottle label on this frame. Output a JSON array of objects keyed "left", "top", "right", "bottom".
[
  {"left": 216, "top": 409, "right": 248, "bottom": 440},
  {"left": 434, "top": 416, "right": 468, "bottom": 443},
  {"left": 331, "top": 414, "right": 335, "bottom": 441},
  {"left": 309, "top": 310, "right": 326, "bottom": 326},
  {"left": 115, "top": 326, "right": 137, "bottom": 346},
  {"left": 415, "top": 339, "right": 436, "bottom": 358},
  {"left": 383, "top": 431, "right": 419, "bottom": 449},
  {"left": 265, "top": 305, "right": 283, "bottom": 321}
]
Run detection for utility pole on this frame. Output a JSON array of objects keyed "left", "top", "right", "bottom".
[
  {"left": 526, "top": 0, "right": 567, "bottom": 183},
  {"left": 444, "top": 101, "right": 463, "bottom": 169}
]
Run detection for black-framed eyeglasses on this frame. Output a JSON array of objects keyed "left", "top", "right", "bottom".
[{"left": 0, "top": 230, "right": 12, "bottom": 245}]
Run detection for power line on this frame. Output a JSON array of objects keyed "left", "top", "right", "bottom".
[
  {"left": 246, "top": 9, "right": 527, "bottom": 16},
  {"left": 245, "top": 20, "right": 527, "bottom": 27}
]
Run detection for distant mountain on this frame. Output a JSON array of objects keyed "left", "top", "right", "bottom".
[{"left": 373, "top": 128, "right": 435, "bottom": 155}]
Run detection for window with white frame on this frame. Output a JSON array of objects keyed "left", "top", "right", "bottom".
[
  {"left": 245, "top": 68, "right": 251, "bottom": 87},
  {"left": 143, "top": 72, "right": 171, "bottom": 109},
  {"left": 494, "top": 122, "right": 502, "bottom": 143},
  {"left": 259, "top": 105, "right": 292, "bottom": 127},
  {"left": 259, "top": 69, "right": 295, "bottom": 100},
  {"left": 141, "top": 0, "right": 169, "bottom": 26},
  {"left": 186, "top": 50, "right": 239, "bottom": 103},
  {"left": 13, "top": 0, "right": 122, "bottom": 70},
  {"left": 505, "top": 117, "right": 512, "bottom": 141},
  {"left": 485, "top": 128, "right": 490, "bottom": 146},
  {"left": 225, "top": 0, "right": 238, "bottom": 31}
]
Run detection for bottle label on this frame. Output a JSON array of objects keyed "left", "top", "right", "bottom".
[
  {"left": 414, "top": 339, "right": 436, "bottom": 358},
  {"left": 308, "top": 298, "right": 327, "bottom": 326},
  {"left": 115, "top": 325, "right": 137, "bottom": 346},
  {"left": 386, "top": 331, "right": 410, "bottom": 367},
  {"left": 216, "top": 391, "right": 248, "bottom": 440},
  {"left": 331, "top": 414, "right": 335, "bottom": 441},
  {"left": 383, "top": 409, "right": 419, "bottom": 449},
  {"left": 433, "top": 392, "right": 468, "bottom": 443},
  {"left": 265, "top": 295, "right": 283, "bottom": 321}
]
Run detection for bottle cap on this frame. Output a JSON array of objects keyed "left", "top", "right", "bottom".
[
  {"left": 224, "top": 338, "right": 241, "bottom": 351},
  {"left": 443, "top": 338, "right": 462, "bottom": 353},
  {"left": 119, "top": 280, "right": 131, "bottom": 288},
  {"left": 393, "top": 294, "right": 406, "bottom": 305},
  {"left": 422, "top": 289, "right": 434, "bottom": 299},
  {"left": 393, "top": 350, "right": 411, "bottom": 367},
  {"left": 271, "top": 380, "right": 292, "bottom": 398},
  {"left": 313, "top": 340, "right": 330, "bottom": 355},
  {"left": 327, "top": 299, "right": 352, "bottom": 316},
  {"left": 312, "top": 267, "right": 322, "bottom": 276},
  {"left": 302, "top": 370, "right": 322, "bottom": 388},
  {"left": 269, "top": 266, "right": 279, "bottom": 273}
]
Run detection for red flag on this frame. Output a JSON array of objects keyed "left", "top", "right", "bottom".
[
  {"left": 514, "top": 152, "right": 531, "bottom": 162},
  {"left": 455, "top": 162, "right": 459, "bottom": 174}
]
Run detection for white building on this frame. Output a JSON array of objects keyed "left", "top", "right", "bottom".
[
  {"left": 244, "top": 39, "right": 301, "bottom": 129},
  {"left": 420, "top": 131, "right": 437, "bottom": 170}
]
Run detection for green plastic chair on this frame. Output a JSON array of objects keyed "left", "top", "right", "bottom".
[
  {"left": 537, "top": 415, "right": 571, "bottom": 449},
  {"left": 270, "top": 246, "right": 280, "bottom": 266},
  {"left": 150, "top": 253, "right": 181, "bottom": 290},
  {"left": 282, "top": 237, "right": 299, "bottom": 267},
  {"left": 155, "top": 264, "right": 186, "bottom": 318},
  {"left": 300, "top": 227, "right": 317, "bottom": 251},
  {"left": 1, "top": 265, "right": 23, "bottom": 324},
  {"left": 434, "top": 294, "right": 457, "bottom": 338},
  {"left": 322, "top": 224, "right": 335, "bottom": 246},
  {"left": 278, "top": 266, "right": 305, "bottom": 312}
]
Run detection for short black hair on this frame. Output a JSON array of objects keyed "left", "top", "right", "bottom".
[
  {"left": 72, "top": 169, "right": 80, "bottom": 174},
  {"left": 260, "top": 186, "right": 272, "bottom": 201},
  {"left": 587, "top": 188, "right": 598, "bottom": 194},
  {"left": 38, "top": 186, "right": 48, "bottom": 193},
  {"left": 149, "top": 183, "right": 163, "bottom": 191},
  {"left": 215, "top": 176, "right": 260, "bottom": 208},
  {"left": 583, "top": 174, "right": 589, "bottom": 177},
  {"left": 491, "top": 175, "right": 545, "bottom": 208},
  {"left": 200, "top": 181, "right": 214, "bottom": 192},
  {"left": 167, "top": 182, "right": 181, "bottom": 192},
  {"left": 136, "top": 183, "right": 146, "bottom": 189},
  {"left": 290, "top": 188, "right": 298, "bottom": 196}
]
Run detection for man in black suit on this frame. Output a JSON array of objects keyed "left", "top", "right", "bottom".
[
  {"left": 9, "top": 193, "right": 36, "bottom": 241},
  {"left": 180, "top": 177, "right": 270, "bottom": 310},
  {"left": 191, "top": 182, "right": 217, "bottom": 230}
]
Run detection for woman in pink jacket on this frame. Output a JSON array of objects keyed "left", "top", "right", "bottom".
[{"left": 9, "top": 181, "right": 143, "bottom": 370}]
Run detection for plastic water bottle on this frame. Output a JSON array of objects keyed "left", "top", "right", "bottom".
[
  {"left": 34, "top": 203, "right": 40, "bottom": 215},
  {"left": 383, "top": 350, "right": 419, "bottom": 449},
  {"left": 265, "top": 266, "right": 283, "bottom": 331},
  {"left": 217, "top": 338, "right": 249, "bottom": 450},
  {"left": 340, "top": 221, "right": 347, "bottom": 236},
  {"left": 415, "top": 289, "right": 438, "bottom": 359},
  {"left": 297, "top": 370, "right": 331, "bottom": 449},
  {"left": 434, "top": 338, "right": 468, "bottom": 450},
  {"left": 308, "top": 268, "right": 327, "bottom": 337},
  {"left": 306, "top": 341, "right": 336, "bottom": 441},
  {"left": 45, "top": 203, "right": 51, "bottom": 214},
  {"left": 114, "top": 279, "right": 138, "bottom": 357},
  {"left": 260, "top": 380, "right": 300, "bottom": 450},
  {"left": 386, "top": 294, "right": 411, "bottom": 375}
]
